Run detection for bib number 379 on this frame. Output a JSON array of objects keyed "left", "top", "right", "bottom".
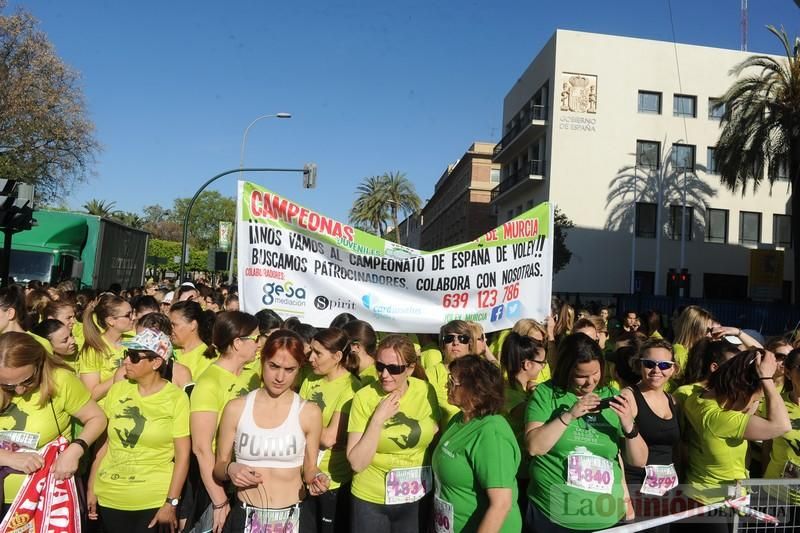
[{"left": 385, "top": 466, "right": 432, "bottom": 505}]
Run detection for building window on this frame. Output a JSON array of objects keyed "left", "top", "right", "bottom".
[
  {"left": 672, "top": 144, "right": 696, "bottom": 171},
  {"left": 769, "top": 156, "right": 790, "bottom": 181},
  {"left": 705, "top": 208, "right": 728, "bottom": 243},
  {"left": 636, "top": 140, "right": 660, "bottom": 169},
  {"left": 739, "top": 211, "right": 762, "bottom": 245},
  {"left": 638, "top": 91, "right": 662, "bottom": 114},
  {"left": 670, "top": 205, "right": 693, "bottom": 240},
  {"left": 707, "top": 147, "right": 719, "bottom": 174},
  {"left": 490, "top": 169, "right": 500, "bottom": 183},
  {"left": 635, "top": 202, "right": 657, "bottom": 238},
  {"left": 673, "top": 94, "right": 697, "bottom": 117},
  {"left": 708, "top": 98, "right": 725, "bottom": 119},
  {"left": 774, "top": 214, "right": 792, "bottom": 247}
]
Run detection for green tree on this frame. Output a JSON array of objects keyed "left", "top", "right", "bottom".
[
  {"left": 0, "top": 2, "right": 99, "bottom": 200},
  {"left": 169, "top": 191, "right": 235, "bottom": 251},
  {"left": 112, "top": 211, "right": 144, "bottom": 228},
  {"left": 82, "top": 198, "right": 116, "bottom": 217},
  {"left": 348, "top": 172, "right": 421, "bottom": 244},
  {"left": 553, "top": 207, "right": 574, "bottom": 274},
  {"left": 715, "top": 26, "right": 800, "bottom": 301}
]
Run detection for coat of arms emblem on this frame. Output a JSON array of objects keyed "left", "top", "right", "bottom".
[{"left": 560, "top": 74, "right": 597, "bottom": 114}]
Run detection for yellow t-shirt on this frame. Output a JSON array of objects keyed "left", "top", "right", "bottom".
[
  {"left": 94, "top": 379, "right": 190, "bottom": 510},
  {"left": 347, "top": 377, "right": 439, "bottom": 504},
  {"left": 174, "top": 343, "right": 214, "bottom": 381},
  {"left": 27, "top": 331, "right": 53, "bottom": 355},
  {"left": 299, "top": 371, "right": 362, "bottom": 489},
  {"left": 426, "top": 362, "right": 460, "bottom": 427},
  {"left": 762, "top": 392, "right": 800, "bottom": 499},
  {"left": 667, "top": 343, "right": 689, "bottom": 392},
  {"left": 420, "top": 345, "right": 443, "bottom": 371},
  {"left": 673, "top": 382, "right": 705, "bottom": 410},
  {"left": 80, "top": 337, "right": 127, "bottom": 406},
  {"left": 683, "top": 391, "right": 750, "bottom": 503},
  {"left": 72, "top": 322, "right": 85, "bottom": 351},
  {"left": 489, "top": 329, "right": 511, "bottom": 356},
  {"left": 0, "top": 369, "right": 91, "bottom": 503},
  {"left": 358, "top": 365, "right": 379, "bottom": 388}
]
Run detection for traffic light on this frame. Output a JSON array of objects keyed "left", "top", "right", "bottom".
[
  {"left": 0, "top": 180, "right": 34, "bottom": 231},
  {"left": 679, "top": 268, "right": 691, "bottom": 296},
  {"left": 303, "top": 163, "right": 317, "bottom": 189}
]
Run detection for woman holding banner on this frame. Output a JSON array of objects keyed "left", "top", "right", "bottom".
[
  {"left": 524, "top": 332, "right": 647, "bottom": 531},
  {"left": 346, "top": 335, "right": 439, "bottom": 532}
]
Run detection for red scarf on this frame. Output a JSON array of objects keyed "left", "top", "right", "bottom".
[{"left": 0, "top": 437, "right": 81, "bottom": 533}]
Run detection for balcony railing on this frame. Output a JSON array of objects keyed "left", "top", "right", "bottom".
[
  {"left": 493, "top": 105, "right": 548, "bottom": 157},
  {"left": 490, "top": 160, "right": 547, "bottom": 201}
]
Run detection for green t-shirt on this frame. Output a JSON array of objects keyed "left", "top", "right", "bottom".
[
  {"left": 683, "top": 390, "right": 750, "bottom": 504},
  {"left": 427, "top": 362, "right": 460, "bottom": 427},
  {"left": 347, "top": 377, "right": 440, "bottom": 504},
  {"left": 525, "top": 381, "right": 625, "bottom": 531},
  {"left": 420, "top": 345, "right": 443, "bottom": 371},
  {"left": 359, "top": 364, "right": 379, "bottom": 388},
  {"left": 299, "top": 370, "right": 362, "bottom": 489},
  {"left": 432, "top": 413, "right": 522, "bottom": 533},
  {"left": 174, "top": 343, "right": 215, "bottom": 381},
  {"left": 0, "top": 369, "right": 91, "bottom": 503},
  {"left": 94, "top": 379, "right": 190, "bottom": 510}
]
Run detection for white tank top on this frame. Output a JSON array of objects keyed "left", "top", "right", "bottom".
[{"left": 234, "top": 390, "right": 306, "bottom": 468}]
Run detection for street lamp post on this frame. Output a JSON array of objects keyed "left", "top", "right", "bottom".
[
  {"left": 178, "top": 166, "right": 311, "bottom": 283},
  {"left": 227, "top": 113, "right": 292, "bottom": 284}
]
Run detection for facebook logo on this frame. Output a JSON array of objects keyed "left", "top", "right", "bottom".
[{"left": 490, "top": 304, "right": 505, "bottom": 322}]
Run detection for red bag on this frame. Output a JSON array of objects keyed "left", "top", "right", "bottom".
[{"left": 0, "top": 436, "right": 81, "bottom": 533}]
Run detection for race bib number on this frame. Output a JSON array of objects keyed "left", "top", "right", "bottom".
[
  {"left": 243, "top": 505, "right": 299, "bottom": 533},
  {"left": 567, "top": 450, "right": 614, "bottom": 494},
  {"left": 385, "top": 466, "right": 432, "bottom": 505},
  {"left": 641, "top": 464, "right": 678, "bottom": 496},
  {"left": 0, "top": 430, "right": 39, "bottom": 451},
  {"left": 433, "top": 495, "right": 455, "bottom": 533}
]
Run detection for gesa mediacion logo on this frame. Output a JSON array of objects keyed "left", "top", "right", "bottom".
[
  {"left": 262, "top": 281, "right": 307, "bottom": 307},
  {"left": 361, "top": 294, "right": 422, "bottom": 318}
]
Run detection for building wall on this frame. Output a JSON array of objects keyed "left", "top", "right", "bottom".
[{"left": 493, "top": 29, "right": 792, "bottom": 299}]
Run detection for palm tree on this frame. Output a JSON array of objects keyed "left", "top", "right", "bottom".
[
  {"left": 349, "top": 175, "right": 390, "bottom": 237},
  {"left": 113, "top": 211, "right": 144, "bottom": 228},
  {"left": 382, "top": 171, "right": 421, "bottom": 245},
  {"left": 715, "top": 26, "right": 800, "bottom": 301},
  {"left": 82, "top": 198, "right": 117, "bottom": 217}
]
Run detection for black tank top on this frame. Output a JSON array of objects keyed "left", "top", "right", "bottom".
[{"left": 624, "top": 386, "right": 681, "bottom": 486}]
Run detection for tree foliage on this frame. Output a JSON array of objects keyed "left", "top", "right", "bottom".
[
  {"left": 554, "top": 207, "right": 574, "bottom": 274},
  {"left": 348, "top": 172, "right": 421, "bottom": 244},
  {"left": 0, "top": 3, "right": 99, "bottom": 200},
  {"left": 169, "top": 190, "right": 235, "bottom": 251},
  {"left": 716, "top": 26, "right": 800, "bottom": 301},
  {"left": 82, "top": 198, "right": 116, "bottom": 217}
]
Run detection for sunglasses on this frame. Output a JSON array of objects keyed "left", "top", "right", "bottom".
[
  {"left": 124, "top": 350, "right": 157, "bottom": 364},
  {"left": 375, "top": 362, "right": 408, "bottom": 375},
  {"left": 442, "top": 334, "right": 470, "bottom": 345},
  {"left": 114, "top": 310, "right": 134, "bottom": 319},
  {"left": 239, "top": 335, "right": 259, "bottom": 342},
  {"left": 446, "top": 374, "right": 462, "bottom": 388},
  {"left": 640, "top": 359, "right": 676, "bottom": 371},
  {"left": 0, "top": 369, "right": 39, "bottom": 393}
]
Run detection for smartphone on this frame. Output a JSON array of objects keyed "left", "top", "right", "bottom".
[{"left": 596, "top": 397, "right": 614, "bottom": 410}]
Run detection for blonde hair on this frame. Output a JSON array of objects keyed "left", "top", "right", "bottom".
[
  {"left": 80, "top": 294, "right": 128, "bottom": 356},
  {"left": 673, "top": 305, "right": 713, "bottom": 350},
  {"left": 554, "top": 304, "right": 575, "bottom": 338},
  {"left": 512, "top": 318, "right": 547, "bottom": 341},
  {"left": 377, "top": 334, "right": 426, "bottom": 381},
  {"left": 0, "top": 332, "right": 70, "bottom": 408},
  {"left": 465, "top": 321, "right": 485, "bottom": 355}
]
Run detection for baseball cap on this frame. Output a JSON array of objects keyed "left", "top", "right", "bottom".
[
  {"left": 180, "top": 282, "right": 197, "bottom": 289},
  {"left": 163, "top": 291, "right": 174, "bottom": 304},
  {"left": 122, "top": 328, "right": 173, "bottom": 361}
]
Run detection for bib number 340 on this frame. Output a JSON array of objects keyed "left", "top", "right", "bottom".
[{"left": 385, "top": 466, "right": 432, "bottom": 505}]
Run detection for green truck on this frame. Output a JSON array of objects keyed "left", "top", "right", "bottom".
[{"left": 9, "top": 210, "right": 149, "bottom": 289}]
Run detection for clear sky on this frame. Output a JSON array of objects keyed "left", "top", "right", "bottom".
[{"left": 7, "top": 0, "right": 800, "bottom": 222}]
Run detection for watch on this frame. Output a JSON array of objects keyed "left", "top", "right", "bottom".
[{"left": 166, "top": 497, "right": 180, "bottom": 507}]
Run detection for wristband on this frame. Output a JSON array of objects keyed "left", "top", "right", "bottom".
[
  {"left": 71, "top": 439, "right": 89, "bottom": 456},
  {"left": 558, "top": 413, "right": 570, "bottom": 426},
  {"left": 225, "top": 461, "right": 234, "bottom": 479},
  {"left": 759, "top": 377, "right": 774, "bottom": 381},
  {"left": 211, "top": 500, "right": 229, "bottom": 510},
  {"left": 623, "top": 424, "right": 639, "bottom": 439}
]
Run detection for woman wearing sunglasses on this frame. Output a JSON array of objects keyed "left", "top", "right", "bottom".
[
  {"left": 680, "top": 348, "right": 790, "bottom": 530},
  {"left": 427, "top": 320, "right": 474, "bottom": 426},
  {"left": 299, "top": 327, "right": 362, "bottom": 532},
  {"left": 0, "top": 332, "right": 106, "bottom": 517},
  {"left": 213, "top": 329, "right": 327, "bottom": 532},
  {"left": 617, "top": 339, "right": 681, "bottom": 528},
  {"left": 87, "top": 329, "right": 190, "bottom": 533},
  {"left": 80, "top": 294, "right": 136, "bottom": 406},
  {"left": 347, "top": 335, "right": 439, "bottom": 532},
  {"left": 190, "top": 312, "right": 262, "bottom": 533}
]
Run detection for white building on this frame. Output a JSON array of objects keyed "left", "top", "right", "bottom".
[{"left": 491, "top": 29, "right": 792, "bottom": 301}]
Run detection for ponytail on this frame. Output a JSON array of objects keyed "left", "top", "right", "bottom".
[
  {"left": 80, "top": 294, "right": 126, "bottom": 355},
  {"left": 500, "top": 332, "right": 545, "bottom": 381},
  {"left": 171, "top": 301, "right": 217, "bottom": 359},
  {"left": 313, "top": 328, "right": 358, "bottom": 373}
]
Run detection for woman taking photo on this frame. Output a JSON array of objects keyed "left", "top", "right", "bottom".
[
  {"left": 31, "top": 319, "right": 79, "bottom": 372},
  {"left": 342, "top": 320, "right": 379, "bottom": 386},
  {"left": 190, "top": 311, "right": 263, "bottom": 532},
  {"left": 525, "top": 332, "right": 648, "bottom": 531},
  {"left": 169, "top": 300, "right": 216, "bottom": 381},
  {"left": 213, "top": 330, "right": 328, "bottom": 532},
  {"left": 299, "top": 327, "right": 362, "bottom": 531},
  {"left": 347, "top": 335, "right": 439, "bottom": 532},
  {"left": 87, "top": 329, "right": 191, "bottom": 533},
  {"left": 80, "top": 294, "right": 135, "bottom": 404},
  {"left": 0, "top": 332, "right": 106, "bottom": 515},
  {"left": 433, "top": 355, "right": 522, "bottom": 532},
  {"left": 681, "top": 348, "right": 790, "bottom": 528}
]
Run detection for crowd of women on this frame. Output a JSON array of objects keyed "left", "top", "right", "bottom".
[{"left": 1, "top": 280, "right": 799, "bottom": 533}]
